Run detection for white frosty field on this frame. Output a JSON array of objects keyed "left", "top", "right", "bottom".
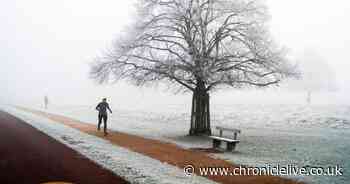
[{"left": 23, "top": 103, "right": 350, "bottom": 184}]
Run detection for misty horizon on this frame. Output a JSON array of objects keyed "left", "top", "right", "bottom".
[{"left": 1, "top": 0, "right": 350, "bottom": 107}]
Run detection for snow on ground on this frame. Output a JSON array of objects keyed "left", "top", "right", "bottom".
[
  {"left": 2, "top": 106, "right": 217, "bottom": 184},
  {"left": 29, "top": 103, "right": 350, "bottom": 184}
]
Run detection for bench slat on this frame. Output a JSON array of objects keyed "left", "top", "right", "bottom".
[
  {"left": 208, "top": 136, "right": 240, "bottom": 143},
  {"left": 216, "top": 126, "right": 241, "bottom": 133}
]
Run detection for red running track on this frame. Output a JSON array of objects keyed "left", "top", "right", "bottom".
[{"left": 0, "top": 110, "right": 128, "bottom": 184}]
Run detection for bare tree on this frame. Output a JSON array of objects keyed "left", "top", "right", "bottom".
[{"left": 90, "top": 0, "right": 297, "bottom": 135}]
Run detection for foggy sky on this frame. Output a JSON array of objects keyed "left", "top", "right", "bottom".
[{"left": 1, "top": 0, "right": 350, "bottom": 107}]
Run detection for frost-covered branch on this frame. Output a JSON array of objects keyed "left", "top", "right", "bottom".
[{"left": 90, "top": 0, "right": 297, "bottom": 93}]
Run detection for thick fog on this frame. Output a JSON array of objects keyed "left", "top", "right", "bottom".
[{"left": 1, "top": 0, "right": 350, "bottom": 108}]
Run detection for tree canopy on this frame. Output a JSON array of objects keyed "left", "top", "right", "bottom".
[{"left": 90, "top": 0, "right": 297, "bottom": 93}]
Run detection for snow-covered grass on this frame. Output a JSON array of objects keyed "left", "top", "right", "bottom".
[
  {"left": 2, "top": 106, "right": 217, "bottom": 184},
  {"left": 18, "top": 103, "right": 350, "bottom": 184}
]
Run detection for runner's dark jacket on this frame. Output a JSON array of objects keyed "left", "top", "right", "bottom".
[{"left": 96, "top": 102, "right": 112, "bottom": 116}]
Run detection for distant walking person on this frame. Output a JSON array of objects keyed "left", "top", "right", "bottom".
[
  {"left": 44, "top": 95, "right": 49, "bottom": 109},
  {"left": 95, "top": 98, "right": 112, "bottom": 136}
]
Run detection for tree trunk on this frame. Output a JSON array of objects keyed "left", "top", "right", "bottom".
[{"left": 189, "top": 88, "right": 211, "bottom": 136}]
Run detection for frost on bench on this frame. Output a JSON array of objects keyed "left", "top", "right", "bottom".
[{"left": 208, "top": 126, "right": 241, "bottom": 152}]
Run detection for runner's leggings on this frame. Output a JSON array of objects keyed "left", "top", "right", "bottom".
[{"left": 98, "top": 114, "right": 108, "bottom": 132}]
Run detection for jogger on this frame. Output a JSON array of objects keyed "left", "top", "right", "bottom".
[{"left": 96, "top": 98, "right": 112, "bottom": 136}]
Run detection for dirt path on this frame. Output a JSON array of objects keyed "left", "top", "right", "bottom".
[
  {"left": 0, "top": 110, "right": 128, "bottom": 184},
  {"left": 18, "top": 107, "right": 303, "bottom": 184}
]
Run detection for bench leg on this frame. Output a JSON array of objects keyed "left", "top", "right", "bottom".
[
  {"left": 213, "top": 139, "right": 221, "bottom": 149},
  {"left": 226, "top": 142, "right": 236, "bottom": 152}
]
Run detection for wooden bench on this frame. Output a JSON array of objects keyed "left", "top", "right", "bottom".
[
  {"left": 208, "top": 126, "right": 241, "bottom": 151},
  {"left": 216, "top": 126, "right": 241, "bottom": 140}
]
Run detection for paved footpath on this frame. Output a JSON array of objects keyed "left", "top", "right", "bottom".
[{"left": 0, "top": 110, "right": 128, "bottom": 184}]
